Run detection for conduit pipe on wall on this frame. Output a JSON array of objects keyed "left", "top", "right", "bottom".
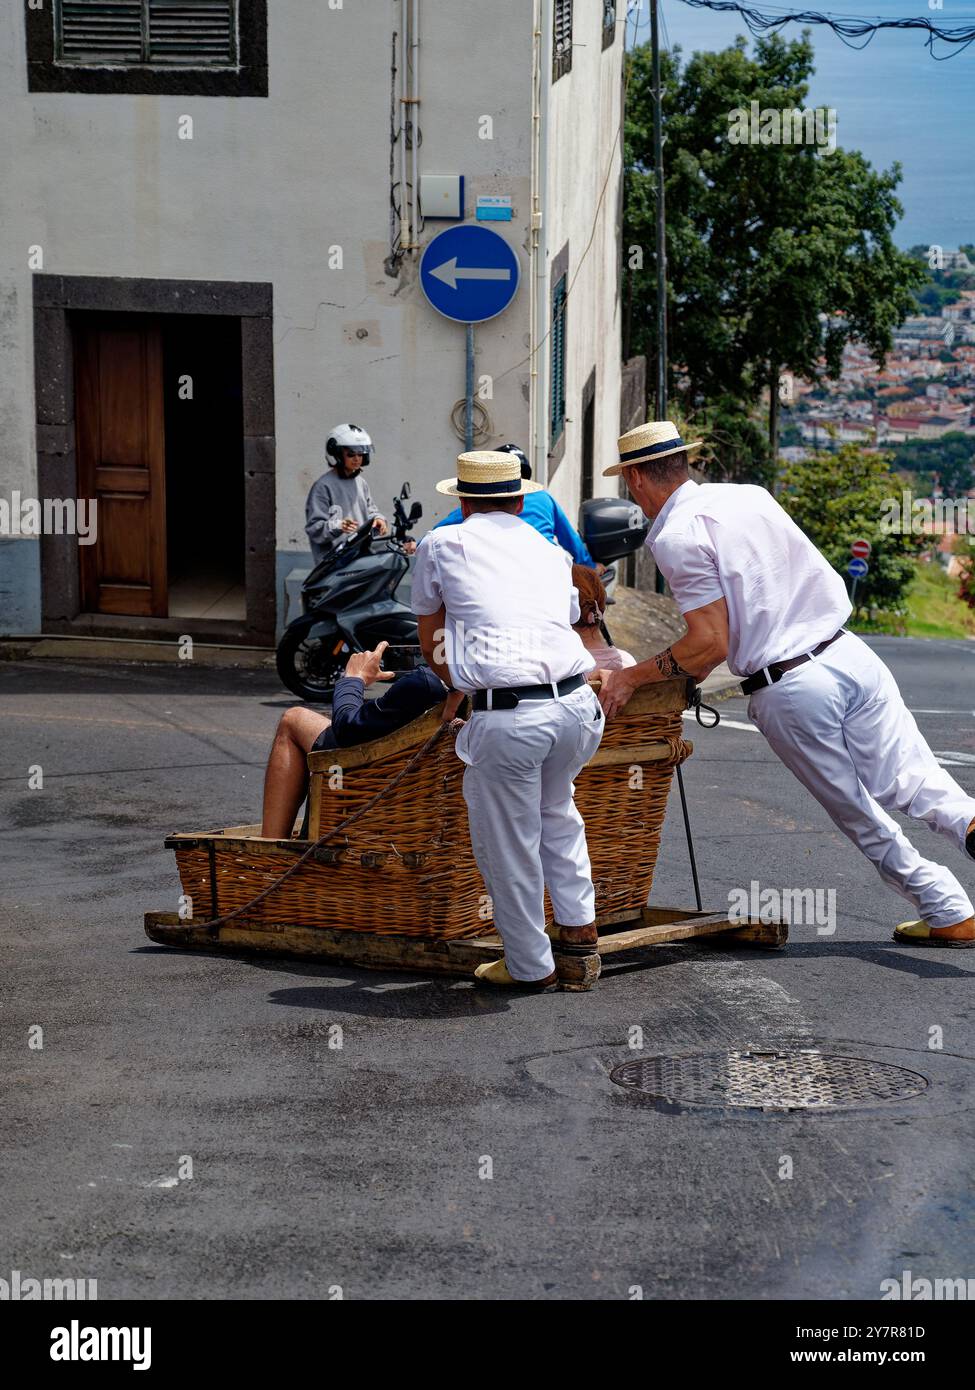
[{"left": 531, "top": 0, "right": 552, "bottom": 486}]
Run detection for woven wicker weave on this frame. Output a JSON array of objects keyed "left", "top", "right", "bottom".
[{"left": 170, "top": 680, "right": 692, "bottom": 939}]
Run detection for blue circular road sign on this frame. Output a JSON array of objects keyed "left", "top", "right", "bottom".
[
  {"left": 848, "top": 557, "right": 869, "bottom": 578},
  {"left": 419, "top": 225, "right": 520, "bottom": 324}
]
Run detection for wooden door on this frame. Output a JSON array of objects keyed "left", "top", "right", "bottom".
[{"left": 75, "top": 316, "right": 167, "bottom": 617}]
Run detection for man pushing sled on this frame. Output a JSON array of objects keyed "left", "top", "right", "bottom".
[{"left": 599, "top": 421, "right": 975, "bottom": 948}]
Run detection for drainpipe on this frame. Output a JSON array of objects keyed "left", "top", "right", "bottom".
[
  {"left": 400, "top": 0, "right": 411, "bottom": 252},
  {"left": 531, "top": 0, "right": 552, "bottom": 487},
  {"left": 411, "top": 0, "right": 420, "bottom": 254}
]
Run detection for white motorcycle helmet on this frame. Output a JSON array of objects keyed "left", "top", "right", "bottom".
[{"left": 326, "top": 423, "right": 373, "bottom": 470}]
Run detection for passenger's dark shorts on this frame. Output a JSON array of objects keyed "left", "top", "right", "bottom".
[{"left": 311, "top": 726, "right": 338, "bottom": 752}]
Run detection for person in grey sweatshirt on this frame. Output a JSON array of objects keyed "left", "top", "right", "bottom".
[{"left": 305, "top": 423, "right": 388, "bottom": 564}]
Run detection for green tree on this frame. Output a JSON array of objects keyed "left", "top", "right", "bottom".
[
  {"left": 890, "top": 433, "right": 975, "bottom": 495},
  {"left": 778, "top": 444, "right": 925, "bottom": 610},
  {"left": 916, "top": 282, "right": 961, "bottom": 314},
  {"left": 623, "top": 34, "right": 924, "bottom": 462},
  {"left": 694, "top": 393, "right": 773, "bottom": 485}
]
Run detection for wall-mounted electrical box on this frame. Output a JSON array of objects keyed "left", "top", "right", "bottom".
[{"left": 420, "top": 173, "right": 464, "bottom": 220}]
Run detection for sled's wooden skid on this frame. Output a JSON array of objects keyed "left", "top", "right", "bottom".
[{"left": 143, "top": 905, "right": 787, "bottom": 985}]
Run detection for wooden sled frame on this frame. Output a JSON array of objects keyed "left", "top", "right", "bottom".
[{"left": 144, "top": 904, "right": 788, "bottom": 990}]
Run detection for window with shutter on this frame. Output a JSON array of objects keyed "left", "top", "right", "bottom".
[
  {"left": 550, "top": 275, "right": 568, "bottom": 448},
  {"left": 57, "top": 2, "right": 143, "bottom": 64},
  {"left": 55, "top": 0, "right": 237, "bottom": 68},
  {"left": 147, "top": 1, "right": 237, "bottom": 66},
  {"left": 29, "top": 0, "right": 264, "bottom": 93},
  {"left": 602, "top": 2, "right": 618, "bottom": 51},
  {"left": 553, "top": 0, "right": 572, "bottom": 82}
]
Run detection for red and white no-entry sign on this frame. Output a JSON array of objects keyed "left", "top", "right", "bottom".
[{"left": 850, "top": 539, "right": 871, "bottom": 560}]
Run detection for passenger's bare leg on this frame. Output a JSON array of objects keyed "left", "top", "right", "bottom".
[{"left": 261, "top": 707, "right": 331, "bottom": 838}]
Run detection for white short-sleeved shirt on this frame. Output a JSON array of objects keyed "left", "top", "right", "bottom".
[
  {"left": 411, "top": 511, "right": 595, "bottom": 692},
  {"left": 648, "top": 480, "right": 852, "bottom": 677}
]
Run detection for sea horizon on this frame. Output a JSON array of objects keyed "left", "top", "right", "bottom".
[{"left": 640, "top": 0, "right": 975, "bottom": 251}]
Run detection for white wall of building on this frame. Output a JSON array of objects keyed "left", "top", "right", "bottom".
[
  {"left": 544, "top": 3, "right": 624, "bottom": 510},
  {"left": 0, "top": 0, "right": 624, "bottom": 634}
]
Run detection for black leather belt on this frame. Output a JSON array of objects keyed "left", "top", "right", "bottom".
[
  {"left": 740, "top": 630, "right": 846, "bottom": 696},
  {"left": 472, "top": 672, "right": 588, "bottom": 711}
]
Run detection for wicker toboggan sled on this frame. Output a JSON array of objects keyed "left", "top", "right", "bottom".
[{"left": 144, "top": 677, "right": 786, "bottom": 986}]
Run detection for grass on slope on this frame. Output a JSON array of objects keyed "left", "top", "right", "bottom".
[{"left": 852, "top": 559, "right": 975, "bottom": 639}]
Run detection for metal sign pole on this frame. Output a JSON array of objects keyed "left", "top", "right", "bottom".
[
  {"left": 651, "top": 0, "right": 667, "bottom": 421},
  {"left": 675, "top": 762, "right": 703, "bottom": 912},
  {"left": 465, "top": 323, "right": 475, "bottom": 451}
]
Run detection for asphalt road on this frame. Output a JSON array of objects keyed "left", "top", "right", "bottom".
[{"left": 2, "top": 637, "right": 974, "bottom": 1301}]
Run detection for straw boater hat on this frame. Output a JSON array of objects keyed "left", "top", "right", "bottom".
[
  {"left": 603, "top": 420, "right": 702, "bottom": 477},
  {"left": 436, "top": 450, "right": 544, "bottom": 498}
]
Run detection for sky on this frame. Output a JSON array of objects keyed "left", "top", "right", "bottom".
[{"left": 629, "top": 0, "right": 975, "bottom": 249}]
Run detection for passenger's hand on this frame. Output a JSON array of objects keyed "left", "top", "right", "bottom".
[
  {"left": 595, "top": 562, "right": 607, "bottom": 576},
  {"left": 345, "top": 641, "right": 396, "bottom": 684},
  {"left": 441, "top": 689, "right": 467, "bottom": 723},
  {"left": 598, "top": 667, "right": 638, "bottom": 719},
  {"left": 373, "top": 516, "right": 389, "bottom": 536},
  {"left": 340, "top": 517, "right": 358, "bottom": 534}
]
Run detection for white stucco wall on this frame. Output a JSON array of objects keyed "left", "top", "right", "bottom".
[
  {"left": 0, "top": 2, "right": 532, "bottom": 534},
  {"left": 544, "top": 4, "right": 624, "bottom": 513},
  {"left": 0, "top": 0, "right": 624, "bottom": 631}
]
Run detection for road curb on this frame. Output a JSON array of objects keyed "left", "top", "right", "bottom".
[{"left": 0, "top": 636, "right": 275, "bottom": 669}]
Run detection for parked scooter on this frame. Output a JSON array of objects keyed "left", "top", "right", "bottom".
[{"left": 276, "top": 483, "right": 423, "bottom": 703}]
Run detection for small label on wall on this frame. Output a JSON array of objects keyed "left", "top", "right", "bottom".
[{"left": 476, "top": 196, "right": 513, "bottom": 222}]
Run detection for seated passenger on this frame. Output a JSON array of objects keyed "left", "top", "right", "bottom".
[
  {"left": 571, "top": 564, "right": 636, "bottom": 672},
  {"left": 261, "top": 641, "right": 447, "bottom": 838}
]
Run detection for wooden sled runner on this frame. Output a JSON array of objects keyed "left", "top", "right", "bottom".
[{"left": 145, "top": 677, "right": 787, "bottom": 988}]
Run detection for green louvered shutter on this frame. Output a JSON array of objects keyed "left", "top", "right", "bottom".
[
  {"left": 147, "top": 1, "right": 236, "bottom": 65},
  {"left": 550, "top": 275, "right": 567, "bottom": 447},
  {"left": 553, "top": 0, "right": 573, "bottom": 80},
  {"left": 57, "top": 1, "right": 143, "bottom": 63},
  {"left": 56, "top": 0, "right": 236, "bottom": 67}
]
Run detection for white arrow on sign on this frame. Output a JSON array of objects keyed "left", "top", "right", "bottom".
[{"left": 429, "top": 257, "right": 512, "bottom": 290}]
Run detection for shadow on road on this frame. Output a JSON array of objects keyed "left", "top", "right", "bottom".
[
  {"left": 701, "top": 939, "right": 975, "bottom": 979},
  {"left": 137, "top": 945, "right": 514, "bottom": 1018}
]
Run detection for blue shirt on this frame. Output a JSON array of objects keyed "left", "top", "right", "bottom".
[{"left": 433, "top": 491, "right": 596, "bottom": 567}]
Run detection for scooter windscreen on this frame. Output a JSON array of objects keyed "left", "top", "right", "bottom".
[{"left": 304, "top": 519, "right": 379, "bottom": 591}]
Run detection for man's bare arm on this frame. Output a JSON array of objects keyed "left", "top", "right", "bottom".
[
  {"left": 651, "top": 647, "right": 697, "bottom": 680},
  {"left": 417, "top": 608, "right": 452, "bottom": 686},
  {"left": 600, "top": 597, "right": 730, "bottom": 717},
  {"left": 417, "top": 608, "right": 466, "bottom": 720}
]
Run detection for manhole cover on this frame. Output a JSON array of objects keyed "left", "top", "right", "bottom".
[{"left": 609, "top": 1050, "right": 928, "bottom": 1112}]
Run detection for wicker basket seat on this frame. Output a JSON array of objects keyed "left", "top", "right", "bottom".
[{"left": 166, "top": 678, "right": 693, "bottom": 940}]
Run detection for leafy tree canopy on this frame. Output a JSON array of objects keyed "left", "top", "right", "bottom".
[
  {"left": 779, "top": 443, "right": 926, "bottom": 609},
  {"left": 624, "top": 34, "right": 924, "bottom": 468}
]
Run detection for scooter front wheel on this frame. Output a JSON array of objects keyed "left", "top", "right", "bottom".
[{"left": 276, "top": 620, "right": 351, "bottom": 704}]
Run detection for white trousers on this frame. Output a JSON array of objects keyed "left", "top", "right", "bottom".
[
  {"left": 454, "top": 684, "right": 605, "bottom": 981},
  {"left": 748, "top": 632, "right": 975, "bottom": 929}
]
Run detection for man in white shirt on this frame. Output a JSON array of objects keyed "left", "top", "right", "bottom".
[
  {"left": 599, "top": 421, "right": 975, "bottom": 948},
  {"left": 412, "top": 450, "right": 605, "bottom": 988}
]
